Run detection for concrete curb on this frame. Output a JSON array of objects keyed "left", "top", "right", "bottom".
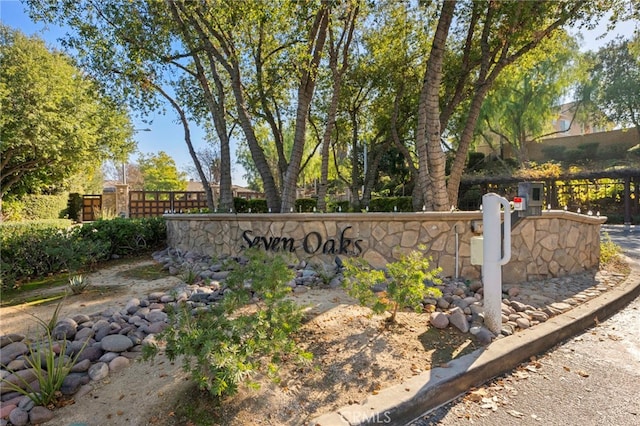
[{"left": 311, "top": 258, "right": 640, "bottom": 426}]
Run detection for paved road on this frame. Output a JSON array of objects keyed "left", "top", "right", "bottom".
[{"left": 409, "top": 225, "right": 640, "bottom": 426}]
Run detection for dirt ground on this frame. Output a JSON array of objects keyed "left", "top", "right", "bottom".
[{"left": 0, "top": 259, "right": 479, "bottom": 426}]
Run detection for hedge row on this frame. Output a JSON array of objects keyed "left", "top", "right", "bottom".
[
  {"left": 2, "top": 193, "right": 70, "bottom": 221},
  {"left": 193, "top": 197, "right": 417, "bottom": 213},
  {"left": 1, "top": 217, "right": 166, "bottom": 290}
]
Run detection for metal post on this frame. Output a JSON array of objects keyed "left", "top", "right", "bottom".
[
  {"left": 624, "top": 176, "right": 631, "bottom": 231},
  {"left": 482, "top": 193, "right": 512, "bottom": 334}
]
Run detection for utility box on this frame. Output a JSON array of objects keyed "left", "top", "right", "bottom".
[
  {"left": 517, "top": 181, "right": 544, "bottom": 217},
  {"left": 470, "top": 236, "right": 483, "bottom": 265}
]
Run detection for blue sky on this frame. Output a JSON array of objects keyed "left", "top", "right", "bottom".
[{"left": 1, "top": 0, "right": 637, "bottom": 186}]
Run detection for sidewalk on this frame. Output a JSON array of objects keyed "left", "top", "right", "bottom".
[{"left": 311, "top": 227, "right": 640, "bottom": 426}]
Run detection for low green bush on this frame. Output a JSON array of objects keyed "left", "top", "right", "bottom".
[
  {"left": 233, "top": 197, "right": 249, "bottom": 213},
  {"left": 143, "top": 249, "right": 311, "bottom": 398},
  {"left": 342, "top": 249, "right": 443, "bottom": 324},
  {"left": 0, "top": 219, "right": 72, "bottom": 242},
  {"left": 600, "top": 232, "right": 622, "bottom": 266},
  {"left": 327, "top": 200, "right": 350, "bottom": 212},
  {"left": 1, "top": 227, "right": 110, "bottom": 289},
  {"left": 4, "top": 193, "right": 70, "bottom": 221},
  {"left": 247, "top": 198, "right": 268, "bottom": 213},
  {"left": 295, "top": 198, "right": 317, "bottom": 212},
  {"left": 1, "top": 217, "right": 166, "bottom": 290},
  {"left": 76, "top": 217, "right": 166, "bottom": 258},
  {"left": 368, "top": 196, "right": 413, "bottom": 212},
  {"left": 67, "top": 193, "right": 83, "bottom": 222}
]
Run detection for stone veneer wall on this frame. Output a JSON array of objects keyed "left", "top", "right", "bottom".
[{"left": 165, "top": 211, "right": 605, "bottom": 284}]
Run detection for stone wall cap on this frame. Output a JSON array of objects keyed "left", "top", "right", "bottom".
[{"left": 163, "top": 211, "right": 484, "bottom": 221}]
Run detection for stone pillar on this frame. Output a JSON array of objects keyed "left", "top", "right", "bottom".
[{"left": 115, "top": 184, "right": 129, "bottom": 218}]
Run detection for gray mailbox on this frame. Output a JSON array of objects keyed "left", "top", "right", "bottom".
[{"left": 514, "top": 181, "right": 544, "bottom": 217}]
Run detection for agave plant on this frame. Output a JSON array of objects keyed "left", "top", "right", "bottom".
[{"left": 68, "top": 274, "right": 90, "bottom": 294}]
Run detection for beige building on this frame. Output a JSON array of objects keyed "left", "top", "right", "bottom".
[{"left": 475, "top": 102, "right": 637, "bottom": 163}]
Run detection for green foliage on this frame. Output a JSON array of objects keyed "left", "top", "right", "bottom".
[
  {"left": 143, "top": 249, "right": 310, "bottom": 398},
  {"left": 0, "top": 219, "right": 72, "bottom": 241},
  {"left": 600, "top": 232, "right": 622, "bottom": 266},
  {"left": 368, "top": 197, "right": 414, "bottom": 212},
  {"left": 76, "top": 217, "right": 166, "bottom": 258},
  {"left": 138, "top": 151, "right": 188, "bottom": 191},
  {"left": 327, "top": 200, "right": 350, "bottom": 213},
  {"left": 342, "top": 249, "right": 443, "bottom": 324},
  {"left": 589, "top": 36, "right": 640, "bottom": 129},
  {"left": 0, "top": 25, "right": 135, "bottom": 199},
  {"left": 247, "top": 198, "right": 268, "bottom": 213},
  {"left": 1, "top": 227, "right": 109, "bottom": 289},
  {"left": 467, "top": 152, "right": 486, "bottom": 172},
  {"left": 478, "top": 30, "right": 581, "bottom": 165},
  {"left": 179, "top": 264, "right": 200, "bottom": 285},
  {"left": 1, "top": 193, "right": 69, "bottom": 221},
  {"left": 232, "top": 197, "right": 249, "bottom": 213},
  {"left": 0, "top": 300, "right": 87, "bottom": 406},
  {"left": 295, "top": 198, "right": 317, "bottom": 212},
  {"left": 1, "top": 217, "right": 165, "bottom": 290},
  {"left": 67, "top": 193, "right": 83, "bottom": 222},
  {"left": 68, "top": 274, "right": 91, "bottom": 294}
]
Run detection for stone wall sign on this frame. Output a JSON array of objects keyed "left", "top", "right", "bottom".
[
  {"left": 165, "top": 211, "right": 606, "bottom": 284},
  {"left": 242, "top": 226, "right": 364, "bottom": 256}
]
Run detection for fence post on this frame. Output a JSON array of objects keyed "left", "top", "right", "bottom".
[
  {"left": 624, "top": 176, "right": 631, "bottom": 230},
  {"left": 115, "top": 184, "right": 129, "bottom": 218}
]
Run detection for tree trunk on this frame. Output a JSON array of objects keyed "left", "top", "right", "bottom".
[
  {"left": 416, "top": 0, "right": 457, "bottom": 211},
  {"left": 280, "top": 6, "right": 329, "bottom": 212},
  {"left": 316, "top": 4, "right": 358, "bottom": 213},
  {"left": 229, "top": 63, "right": 282, "bottom": 212}
]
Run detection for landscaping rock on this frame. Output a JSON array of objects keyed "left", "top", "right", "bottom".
[
  {"left": 29, "top": 406, "right": 55, "bottom": 424},
  {"left": 52, "top": 318, "right": 78, "bottom": 340},
  {"left": 100, "top": 335, "right": 133, "bottom": 352},
  {"left": 0, "top": 334, "right": 25, "bottom": 349},
  {"left": 448, "top": 307, "right": 470, "bottom": 333},
  {"left": 0, "top": 341, "right": 28, "bottom": 365},
  {"left": 429, "top": 312, "right": 449, "bottom": 329},
  {"left": 8, "top": 407, "right": 28, "bottom": 426},
  {"left": 88, "top": 362, "right": 109, "bottom": 381},
  {"left": 109, "top": 356, "right": 130, "bottom": 373}
]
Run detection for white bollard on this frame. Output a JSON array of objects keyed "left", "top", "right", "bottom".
[{"left": 482, "top": 193, "right": 512, "bottom": 334}]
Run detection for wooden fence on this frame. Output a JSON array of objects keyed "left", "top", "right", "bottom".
[
  {"left": 82, "top": 195, "right": 102, "bottom": 222},
  {"left": 128, "top": 191, "right": 209, "bottom": 218}
]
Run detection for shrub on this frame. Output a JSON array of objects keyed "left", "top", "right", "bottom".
[
  {"left": 1, "top": 226, "right": 109, "bottom": 290},
  {"left": 229, "top": 197, "right": 247, "bottom": 213},
  {"left": 247, "top": 198, "right": 268, "bottom": 213},
  {"left": 342, "top": 249, "right": 443, "bottom": 324},
  {"left": 0, "top": 219, "right": 72, "bottom": 243},
  {"left": 368, "top": 196, "right": 413, "bottom": 212},
  {"left": 17, "top": 193, "right": 70, "bottom": 220},
  {"left": 295, "top": 198, "right": 317, "bottom": 212},
  {"left": 66, "top": 193, "right": 83, "bottom": 222},
  {"left": 600, "top": 232, "right": 622, "bottom": 266},
  {"left": 76, "top": 217, "right": 166, "bottom": 257},
  {"left": 143, "top": 249, "right": 311, "bottom": 398},
  {"left": 327, "top": 200, "right": 350, "bottom": 212},
  {"left": 1, "top": 217, "right": 165, "bottom": 289}
]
